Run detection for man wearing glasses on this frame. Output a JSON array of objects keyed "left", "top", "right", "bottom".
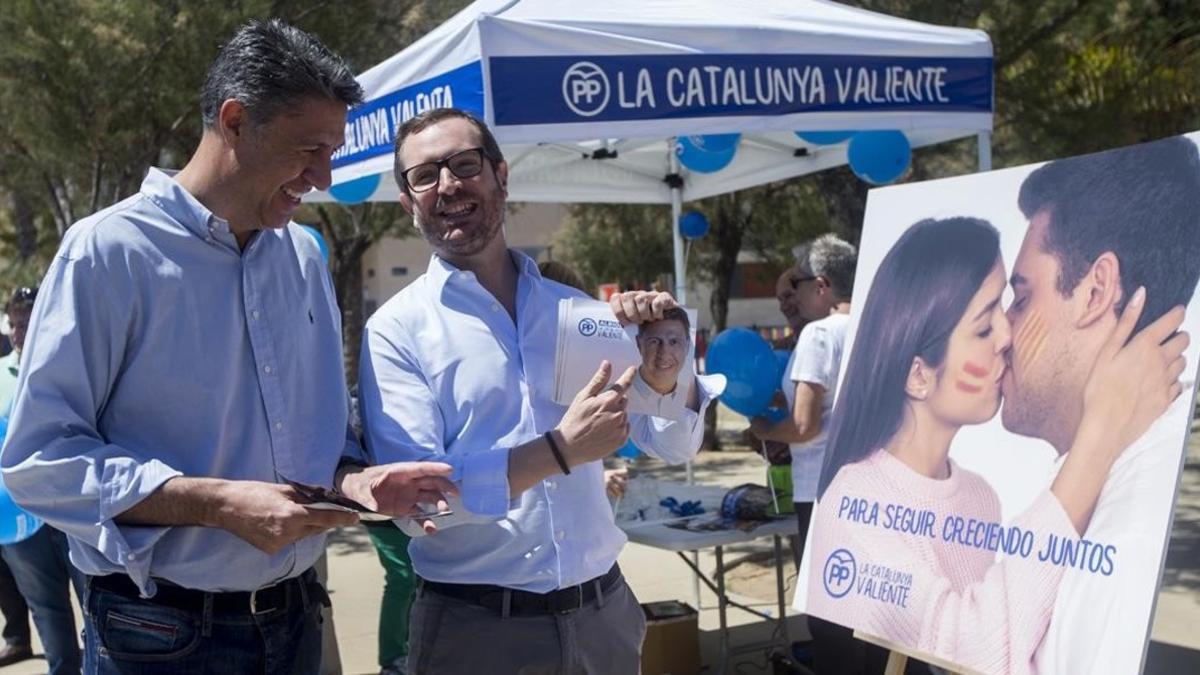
[{"left": 357, "top": 108, "right": 720, "bottom": 673}]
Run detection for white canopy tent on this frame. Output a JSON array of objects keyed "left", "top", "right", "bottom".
[{"left": 310, "top": 0, "right": 994, "bottom": 303}]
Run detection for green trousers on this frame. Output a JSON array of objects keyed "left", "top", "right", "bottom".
[{"left": 364, "top": 522, "right": 416, "bottom": 669}]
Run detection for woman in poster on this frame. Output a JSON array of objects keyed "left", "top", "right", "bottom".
[{"left": 805, "top": 217, "right": 1185, "bottom": 675}]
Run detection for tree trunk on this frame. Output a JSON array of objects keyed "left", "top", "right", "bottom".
[
  {"left": 318, "top": 205, "right": 373, "bottom": 389},
  {"left": 332, "top": 241, "right": 367, "bottom": 387},
  {"left": 812, "top": 166, "right": 869, "bottom": 246},
  {"left": 708, "top": 193, "right": 746, "bottom": 334},
  {"left": 703, "top": 193, "right": 749, "bottom": 450},
  {"left": 9, "top": 192, "right": 38, "bottom": 260}
]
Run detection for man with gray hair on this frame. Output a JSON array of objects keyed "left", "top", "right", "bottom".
[
  {"left": 750, "top": 233, "right": 863, "bottom": 672},
  {"left": 1, "top": 20, "right": 455, "bottom": 674},
  {"left": 751, "top": 233, "right": 855, "bottom": 538}
]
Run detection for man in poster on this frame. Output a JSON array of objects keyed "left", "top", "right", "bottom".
[{"left": 1002, "top": 136, "right": 1200, "bottom": 674}]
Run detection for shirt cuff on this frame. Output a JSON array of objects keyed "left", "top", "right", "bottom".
[
  {"left": 455, "top": 447, "right": 512, "bottom": 517},
  {"left": 97, "top": 458, "right": 182, "bottom": 597}
]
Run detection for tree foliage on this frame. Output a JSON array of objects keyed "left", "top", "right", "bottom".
[
  {"left": 558, "top": 204, "right": 674, "bottom": 292},
  {"left": 0, "top": 0, "right": 1197, "bottom": 380},
  {"left": 0, "top": 0, "right": 471, "bottom": 377}
]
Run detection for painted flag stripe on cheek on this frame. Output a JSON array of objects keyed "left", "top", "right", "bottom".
[{"left": 1012, "top": 309, "right": 1048, "bottom": 377}]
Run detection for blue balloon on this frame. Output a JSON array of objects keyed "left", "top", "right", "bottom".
[
  {"left": 688, "top": 133, "right": 740, "bottom": 153},
  {"left": 678, "top": 211, "right": 709, "bottom": 239},
  {"left": 299, "top": 225, "right": 330, "bottom": 263},
  {"left": 705, "top": 328, "right": 778, "bottom": 417},
  {"left": 0, "top": 418, "right": 42, "bottom": 545},
  {"left": 675, "top": 137, "right": 737, "bottom": 174},
  {"left": 616, "top": 439, "right": 642, "bottom": 459},
  {"left": 329, "top": 173, "right": 381, "bottom": 204},
  {"left": 794, "top": 130, "right": 855, "bottom": 145},
  {"left": 847, "top": 130, "right": 911, "bottom": 185}
]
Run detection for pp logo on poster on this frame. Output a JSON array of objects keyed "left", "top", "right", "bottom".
[{"left": 824, "top": 548, "right": 856, "bottom": 598}]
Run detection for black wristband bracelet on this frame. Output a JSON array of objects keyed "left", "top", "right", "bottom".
[{"left": 543, "top": 431, "right": 571, "bottom": 475}]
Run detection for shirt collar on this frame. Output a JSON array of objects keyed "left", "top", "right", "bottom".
[
  {"left": 426, "top": 249, "right": 542, "bottom": 294},
  {"left": 139, "top": 168, "right": 233, "bottom": 241}
]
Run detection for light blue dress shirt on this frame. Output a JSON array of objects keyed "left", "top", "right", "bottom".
[
  {"left": 359, "top": 251, "right": 719, "bottom": 592},
  {"left": 0, "top": 169, "right": 360, "bottom": 596}
]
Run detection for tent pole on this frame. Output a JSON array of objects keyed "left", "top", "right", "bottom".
[
  {"left": 668, "top": 140, "right": 703, "bottom": 611},
  {"left": 670, "top": 145, "right": 686, "bottom": 306},
  {"left": 668, "top": 142, "right": 694, "bottom": 486},
  {"left": 977, "top": 131, "right": 992, "bottom": 172}
]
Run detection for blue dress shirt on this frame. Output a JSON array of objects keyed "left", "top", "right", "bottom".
[
  {"left": 359, "top": 251, "right": 719, "bottom": 592},
  {"left": 0, "top": 169, "right": 360, "bottom": 596}
]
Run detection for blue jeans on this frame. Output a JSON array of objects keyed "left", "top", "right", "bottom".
[
  {"left": 82, "top": 569, "right": 324, "bottom": 675},
  {"left": 1, "top": 525, "right": 85, "bottom": 675}
]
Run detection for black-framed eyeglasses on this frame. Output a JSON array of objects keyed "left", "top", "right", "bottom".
[
  {"left": 400, "top": 147, "right": 488, "bottom": 193},
  {"left": 789, "top": 275, "right": 819, "bottom": 290}
]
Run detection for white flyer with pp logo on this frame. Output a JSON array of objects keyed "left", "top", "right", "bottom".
[{"left": 553, "top": 297, "right": 696, "bottom": 420}]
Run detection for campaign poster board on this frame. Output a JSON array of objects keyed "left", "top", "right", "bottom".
[{"left": 795, "top": 132, "right": 1200, "bottom": 675}]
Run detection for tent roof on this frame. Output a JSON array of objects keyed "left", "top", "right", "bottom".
[{"left": 311, "top": 0, "right": 992, "bottom": 204}]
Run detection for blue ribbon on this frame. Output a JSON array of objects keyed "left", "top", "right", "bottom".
[{"left": 660, "top": 496, "right": 705, "bottom": 517}]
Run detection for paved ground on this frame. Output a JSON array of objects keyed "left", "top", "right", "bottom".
[{"left": 2, "top": 408, "right": 1198, "bottom": 674}]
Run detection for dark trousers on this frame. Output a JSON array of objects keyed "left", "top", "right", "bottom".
[
  {"left": 0, "top": 553, "right": 30, "bottom": 646},
  {"left": 82, "top": 569, "right": 324, "bottom": 675},
  {"left": 2, "top": 526, "right": 84, "bottom": 675},
  {"left": 793, "top": 501, "right": 814, "bottom": 569},
  {"left": 407, "top": 575, "right": 645, "bottom": 674}
]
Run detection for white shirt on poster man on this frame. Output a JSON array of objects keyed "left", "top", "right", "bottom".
[
  {"left": 784, "top": 312, "right": 850, "bottom": 502},
  {"left": 1033, "top": 384, "right": 1192, "bottom": 674}
]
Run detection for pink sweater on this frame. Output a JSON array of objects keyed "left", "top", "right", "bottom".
[{"left": 806, "top": 450, "right": 1075, "bottom": 675}]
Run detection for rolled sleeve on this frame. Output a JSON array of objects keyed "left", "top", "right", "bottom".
[
  {"left": 359, "top": 320, "right": 513, "bottom": 530},
  {"left": 96, "top": 457, "right": 182, "bottom": 595},
  {"left": 1, "top": 249, "right": 180, "bottom": 593},
  {"left": 457, "top": 447, "right": 512, "bottom": 516}
]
